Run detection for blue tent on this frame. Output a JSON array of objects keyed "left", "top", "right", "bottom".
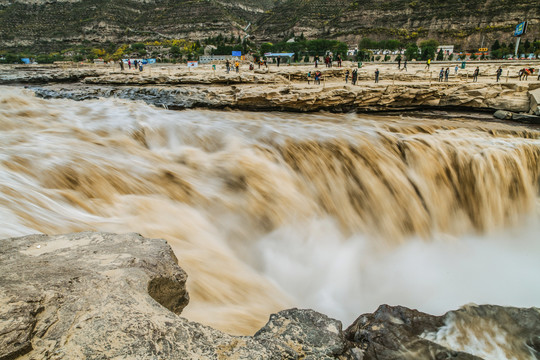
[{"left": 21, "top": 58, "right": 31, "bottom": 64}]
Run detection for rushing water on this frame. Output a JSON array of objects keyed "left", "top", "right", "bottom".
[{"left": 1, "top": 86, "right": 539, "bottom": 337}]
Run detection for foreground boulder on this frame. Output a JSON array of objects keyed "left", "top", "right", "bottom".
[
  {"left": 1, "top": 232, "right": 539, "bottom": 359},
  {"left": 0, "top": 232, "right": 351, "bottom": 359}
]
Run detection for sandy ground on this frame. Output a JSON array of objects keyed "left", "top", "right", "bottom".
[{"left": 95, "top": 60, "right": 540, "bottom": 86}]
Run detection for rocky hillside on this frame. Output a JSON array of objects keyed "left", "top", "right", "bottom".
[
  {"left": 256, "top": 0, "right": 540, "bottom": 49},
  {"left": 0, "top": 0, "right": 538, "bottom": 52}
]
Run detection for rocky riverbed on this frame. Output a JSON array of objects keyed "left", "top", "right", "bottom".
[
  {"left": 2, "top": 62, "right": 540, "bottom": 122},
  {"left": 1, "top": 232, "right": 539, "bottom": 360}
]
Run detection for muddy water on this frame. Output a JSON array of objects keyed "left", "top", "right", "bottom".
[{"left": 1, "top": 86, "right": 539, "bottom": 336}]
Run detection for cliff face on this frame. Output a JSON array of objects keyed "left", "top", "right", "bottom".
[
  {"left": 0, "top": 0, "right": 538, "bottom": 52},
  {"left": 256, "top": 0, "right": 539, "bottom": 49},
  {"left": 0, "top": 0, "right": 274, "bottom": 51}
]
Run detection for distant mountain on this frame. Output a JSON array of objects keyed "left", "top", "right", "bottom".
[{"left": 0, "top": 0, "right": 538, "bottom": 52}]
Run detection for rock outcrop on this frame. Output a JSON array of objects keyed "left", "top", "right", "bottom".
[
  {"left": 32, "top": 81, "right": 536, "bottom": 114},
  {"left": 0, "top": 232, "right": 352, "bottom": 359},
  {"left": 1, "top": 232, "right": 540, "bottom": 360}
]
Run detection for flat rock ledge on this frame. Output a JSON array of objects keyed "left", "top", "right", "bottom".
[
  {"left": 1, "top": 232, "right": 539, "bottom": 360},
  {"left": 32, "top": 82, "right": 538, "bottom": 114}
]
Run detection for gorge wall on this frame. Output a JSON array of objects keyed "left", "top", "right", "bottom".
[{"left": 0, "top": 0, "right": 538, "bottom": 52}]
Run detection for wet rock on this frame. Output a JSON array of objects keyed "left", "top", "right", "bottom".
[
  {"left": 345, "top": 304, "right": 540, "bottom": 360},
  {"left": 493, "top": 109, "right": 513, "bottom": 120},
  {"left": 511, "top": 113, "right": 540, "bottom": 124}
]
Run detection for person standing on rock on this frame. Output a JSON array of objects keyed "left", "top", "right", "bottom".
[
  {"left": 454, "top": 65, "right": 458, "bottom": 75},
  {"left": 403, "top": 59, "right": 407, "bottom": 71},
  {"left": 235, "top": 61, "right": 240, "bottom": 73},
  {"left": 397, "top": 57, "right": 401, "bottom": 69},
  {"left": 119, "top": 59, "right": 124, "bottom": 71},
  {"left": 352, "top": 68, "right": 358, "bottom": 85},
  {"left": 226, "top": 60, "right": 230, "bottom": 73},
  {"left": 307, "top": 71, "right": 312, "bottom": 85},
  {"left": 345, "top": 69, "right": 350, "bottom": 84},
  {"left": 439, "top": 68, "right": 444, "bottom": 82},
  {"left": 496, "top": 66, "right": 503, "bottom": 82},
  {"left": 375, "top": 68, "right": 380, "bottom": 83},
  {"left": 473, "top": 67, "right": 479, "bottom": 82},
  {"left": 445, "top": 67, "right": 449, "bottom": 82},
  {"left": 277, "top": 56, "right": 281, "bottom": 67},
  {"left": 426, "top": 58, "right": 431, "bottom": 70},
  {"left": 337, "top": 54, "right": 342, "bottom": 67},
  {"left": 127, "top": 59, "right": 131, "bottom": 70},
  {"left": 314, "top": 56, "right": 319, "bottom": 68}
]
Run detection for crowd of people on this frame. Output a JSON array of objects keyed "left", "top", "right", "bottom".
[{"left": 114, "top": 54, "right": 540, "bottom": 84}]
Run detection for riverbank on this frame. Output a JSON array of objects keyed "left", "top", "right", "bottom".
[{"left": 2, "top": 61, "right": 540, "bottom": 121}]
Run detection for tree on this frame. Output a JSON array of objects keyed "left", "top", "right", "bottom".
[
  {"left": 357, "top": 49, "right": 371, "bottom": 61},
  {"left": 492, "top": 40, "right": 501, "bottom": 51},
  {"left": 524, "top": 39, "right": 531, "bottom": 52},
  {"left": 131, "top": 43, "right": 146, "bottom": 52},
  {"left": 170, "top": 46, "right": 181, "bottom": 57},
  {"left": 385, "top": 39, "right": 402, "bottom": 51},
  {"left": 260, "top": 42, "right": 273, "bottom": 55},
  {"left": 419, "top": 39, "right": 439, "bottom": 61},
  {"left": 405, "top": 44, "right": 419, "bottom": 60},
  {"left": 359, "top": 37, "right": 376, "bottom": 50}
]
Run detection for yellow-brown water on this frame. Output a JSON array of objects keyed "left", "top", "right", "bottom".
[{"left": 1, "top": 87, "right": 539, "bottom": 337}]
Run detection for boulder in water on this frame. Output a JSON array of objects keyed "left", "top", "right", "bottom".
[{"left": 493, "top": 109, "right": 513, "bottom": 120}]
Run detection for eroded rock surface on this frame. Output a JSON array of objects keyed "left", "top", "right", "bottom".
[
  {"left": 0, "top": 232, "right": 352, "bottom": 359},
  {"left": 31, "top": 82, "right": 536, "bottom": 114}
]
